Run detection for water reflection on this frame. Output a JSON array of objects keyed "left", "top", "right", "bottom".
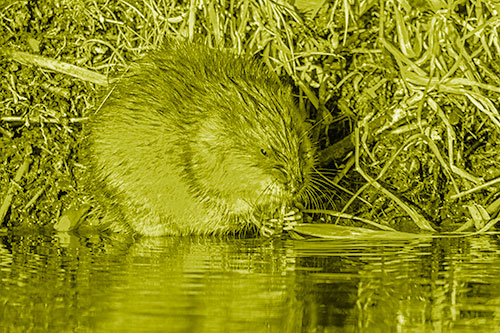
[{"left": 1, "top": 233, "right": 500, "bottom": 332}]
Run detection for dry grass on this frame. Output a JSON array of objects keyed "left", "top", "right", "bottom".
[{"left": 1, "top": 0, "right": 500, "bottom": 236}]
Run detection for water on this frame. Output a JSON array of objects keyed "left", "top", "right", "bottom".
[{"left": 1, "top": 232, "right": 500, "bottom": 332}]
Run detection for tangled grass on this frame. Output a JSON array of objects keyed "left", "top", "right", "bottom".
[{"left": 1, "top": 0, "right": 500, "bottom": 235}]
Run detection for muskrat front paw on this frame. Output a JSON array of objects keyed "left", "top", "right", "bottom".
[
  {"left": 282, "top": 209, "right": 303, "bottom": 231},
  {"left": 259, "top": 219, "right": 283, "bottom": 237},
  {"left": 259, "top": 209, "right": 303, "bottom": 237}
]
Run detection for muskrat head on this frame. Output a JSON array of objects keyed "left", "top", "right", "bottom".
[{"left": 188, "top": 78, "right": 316, "bottom": 218}]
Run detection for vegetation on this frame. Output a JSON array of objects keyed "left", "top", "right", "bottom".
[{"left": 1, "top": 0, "right": 500, "bottom": 235}]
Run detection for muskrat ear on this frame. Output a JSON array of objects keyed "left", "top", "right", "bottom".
[{"left": 260, "top": 148, "right": 268, "bottom": 156}]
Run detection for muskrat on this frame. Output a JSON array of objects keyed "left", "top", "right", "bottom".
[{"left": 85, "top": 40, "right": 316, "bottom": 236}]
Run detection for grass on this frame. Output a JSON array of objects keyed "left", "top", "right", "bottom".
[{"left": 1, "top": 0, "right": 500, "bottom": 235}]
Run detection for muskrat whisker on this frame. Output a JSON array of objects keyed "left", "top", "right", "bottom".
[
  {"left": 310, "top": 188, "right": 325, "bottom": 211},
  {"left": 298, "top": 187, "right": 310, "bottom": 208},
  {"left": 320, "top": 191, "right": 336, "bottom": 210},
  {"left": 315, "top": 169, "right": 339, "bottom": 175},
  {"left": 308, "top": 178, "right": 339, "bottom": 209},
  {"left": 300, "top": 190, "right": 311, "bottom": 210},
  {"left": 306, "top": 188, "right": 320, "bottom": 211},
  {"left": 312, "top": 169, "right": 368, "bottom": 203},
  {"left": 312, "top": 180, "right": 341, "bottom": 201},
  {"left": 314, "top": 168, "right": 339, "bottom": 177},
  {"left": 312, "top": 167, "right": 346, "bottom": 190},
  {"left": 309, "top": 176, "right": 333, "bottom": 191},
  {"left": 307, "top": 182, "right": 328, "bottom": 210},
  {"left": 310, "top": 182, "right": 337, "bottom": 198},
  {"left": 301, "top": 183, "right": 318, "bottom": 209}
]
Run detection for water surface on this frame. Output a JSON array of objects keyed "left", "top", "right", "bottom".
[{"left": 1, "top": 232, "right": 500, "bottom": 332}]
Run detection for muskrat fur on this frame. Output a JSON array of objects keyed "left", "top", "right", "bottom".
[{"left": 85, "top": 40, "right": 316, "bottom": 236}]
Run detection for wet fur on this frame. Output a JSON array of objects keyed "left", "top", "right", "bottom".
[{"left": 86, "top": 40, "right": 315, "bottom": 236}]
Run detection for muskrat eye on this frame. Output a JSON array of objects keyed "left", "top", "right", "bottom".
[{"left": 260, "top": 148, "right": 268, "bottom": 156}]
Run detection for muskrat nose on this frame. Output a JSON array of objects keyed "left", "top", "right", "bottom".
[
  {"left": 274, "top": 166, "right": 302, "bottom": 196},
  {"left": 273, "top": 166, "right": 288, "bottom": 183},
  {"left": 286, "top": 181, "right": 300, "bottom": 196}
]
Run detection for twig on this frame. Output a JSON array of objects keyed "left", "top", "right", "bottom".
[
  {"left": 450, "top": 177, "right": 500, "bottom": 200},
  {"left": 0, "top": 126, "right": 14, "bottom": 138},
  {"left": 302, "top": 209, "right": 396, "bottom": 231},
  {"left": 0, "top": 155, "right": 32, "bottom": 225},
  {"left": 0, "top": 116, "right": 88, "bottom": 124},
  {"left": 0, "top": 47, "right": 108, "bottom": 87},
  {"left": 24, "top": 183, "right": 48, "bottom": 211}
]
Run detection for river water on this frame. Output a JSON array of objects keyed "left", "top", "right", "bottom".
[{"left": 1, "top": 232, "right": 500, "bottom": 332}]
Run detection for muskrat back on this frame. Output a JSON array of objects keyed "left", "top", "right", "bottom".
[{"left": 86, "top": 40, "right": 316, "bottom": 236}]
